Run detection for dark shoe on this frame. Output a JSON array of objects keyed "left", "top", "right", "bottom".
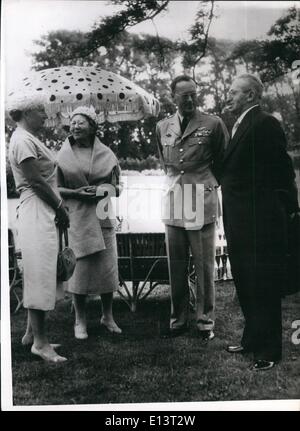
[
  {"left": 161, "top": 325, "right": 188, "bottom": 338},
  {"left": 250, "top": 360, "right": 276, "bottom": 371},
  {"left": 226, "top": 345, "right": 249, "bottom": 354},
  {"left": 199, "top": 330, "right": 215, "bottom": 341}
]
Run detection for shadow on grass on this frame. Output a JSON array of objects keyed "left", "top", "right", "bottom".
[{"left": 10, "top": 282, "right": 300, "bottom": 406}]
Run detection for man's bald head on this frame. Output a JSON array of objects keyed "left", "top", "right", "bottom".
[{"left": 227, "top": 74, "right": 264, "bottom": 116}]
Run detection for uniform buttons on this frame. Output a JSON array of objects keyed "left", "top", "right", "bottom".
[
  {"left": 180, "top": 170, "right": 184, "bottom": 175},
  {"left": 180, "top": 159, "right": 183, "bottom": 163},
  {"left": 179, "top": 148, "right": 183, "bottom": 152}
]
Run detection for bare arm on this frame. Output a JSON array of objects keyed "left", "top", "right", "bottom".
[
  {"left": 57, "top": 167, "right": 96, "bottom": 201},
  {"left": 110, "top": 164, "right": 123, "bottom": 197},
  {"left": 20, "top": 157, "right": 69, "bottom": 228},
  {"left": 57, "top": 165, "right": 121, "bottom": 201},
  {"left": 58, "top": 186, "right": 85, "bottom": 199},
  {"left": 21, "top": 158, "right": 61, "bottom": 208}
]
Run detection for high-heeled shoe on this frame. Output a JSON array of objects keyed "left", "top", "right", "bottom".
[
  {"left": 100, "top": 317, "right": 122, "bottom": 334},
  {"left": 31, "top": 345, "right": 67, "bottom": 363}
]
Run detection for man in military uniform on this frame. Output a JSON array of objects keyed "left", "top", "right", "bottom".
[{"left": 156, "top": 75, "right": 229, "bottom": 339}]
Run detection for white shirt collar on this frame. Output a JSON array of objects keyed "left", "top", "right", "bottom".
[{"left": 234, "top": 104, "right": 259, "bottom": 127}]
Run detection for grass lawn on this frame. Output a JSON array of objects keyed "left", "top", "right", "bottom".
[{"left": 9, "top": 281, "right": 300, "bottom": 406}]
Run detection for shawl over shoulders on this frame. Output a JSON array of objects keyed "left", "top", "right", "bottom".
[{"left": 56, "top": 136, "right": 119, "bottom": 258}]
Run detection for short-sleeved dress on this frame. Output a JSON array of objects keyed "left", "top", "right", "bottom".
[{"left": 9, "top": 126, "right": 62, "bottom": 311}]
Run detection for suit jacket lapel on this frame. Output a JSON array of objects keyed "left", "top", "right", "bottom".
[{"left": 223, "top": 106, "right": 261, "bottom": 162}]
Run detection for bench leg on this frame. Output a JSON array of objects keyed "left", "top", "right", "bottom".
[
  {"left": 131, "top": 282, "right": 139, "bottom": 312},
  {"left": 117, "top": 278, "right": 140, "bottom": 312},
  {"left": 10, "top": 279, "right": 23, "bottom": 314}
]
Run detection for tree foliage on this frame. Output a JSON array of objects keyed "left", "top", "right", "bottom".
[
  {"left": 85, "top": 0, "right": 170, "bottom": 59},
  {"left": 30, "top": 28, "right": 179, "bottom": 161},
  {"left": 180, "top": 1, "right": 216, "bottom": 78},
  {"left": 7, "top": 3, "right": 300, "bottom": 199},
  {"left": 26, "top": 3, "right": 300, "bottom": 158},
  {"left": 32, "top": 0, "right": 217, "bottom": 75},
  {"left": 227, "top": 6, "right": 300, "bottom": 146},
  {"left": 230, "top": 6, "right": 300, "bottom": 82}
]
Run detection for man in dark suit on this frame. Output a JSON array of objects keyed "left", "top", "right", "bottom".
[
  {"left": 221, "top": 74, "right": 299, "bottom": 370},
  {"left": 156, "top": 75, "right": 228, "bottom": 340}
]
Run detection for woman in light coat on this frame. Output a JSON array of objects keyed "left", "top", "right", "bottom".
[{"left": 57, "top": 106, "right": 122, "bottom": 339}]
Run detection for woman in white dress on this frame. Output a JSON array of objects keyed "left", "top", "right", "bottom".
[{"left": 9, "top": 102, "right": 69, "bottom": 363}]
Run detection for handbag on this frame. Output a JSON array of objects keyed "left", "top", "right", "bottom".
[{"left": 57, "top": 228, "right": 76, "bottom": 282}]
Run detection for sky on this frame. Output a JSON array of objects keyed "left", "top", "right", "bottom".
[{"left": 2, "top": 0, "right": 299, "bottom": 92}]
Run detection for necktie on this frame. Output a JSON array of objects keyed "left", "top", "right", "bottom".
[{"left": 180, "top": 117, "right": 189, "bottom": 134}]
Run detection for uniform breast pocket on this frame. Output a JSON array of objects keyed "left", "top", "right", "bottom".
[
  {"left": 189, "top": 136, "right": 210, "bottom": 146},
  {"left": 188, "top": 137, "right": 200, "bottom": 146},
  {"left": 163, "top": 140, "right": 175, "bottom": 148},
  {"left": 187, "top": 137, "right": 211, "bottom": 161},
  {"left": 163, "top": 138, "right": 176, "bottom": 162}
]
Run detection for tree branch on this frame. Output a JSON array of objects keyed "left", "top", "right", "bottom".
[
  {"left": 63, "top": 1, "right": 170, "bottom": 63},
  {"left": 144, "top": 1, "right": 170, "bottom": 20},
  {"left": 151, "top": 18, "right": 165, "bottom": 71},
  {"left": 192, "top": 1, "right": 215, "bottom": 80}
]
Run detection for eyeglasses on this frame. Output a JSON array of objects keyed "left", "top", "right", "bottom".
[
  {"left": 228, "top": 89, "right": 251, "bottom": 97},
  {"left": 70, "top": 121, "right": 88, "bottom": 127},
  {"left": 175, "top": 92, "right": 198, "bottom": 101}
]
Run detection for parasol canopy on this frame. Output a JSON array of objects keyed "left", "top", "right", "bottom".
[{"left": 6, "top": 66, "right": 160, "bottom": 127}]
